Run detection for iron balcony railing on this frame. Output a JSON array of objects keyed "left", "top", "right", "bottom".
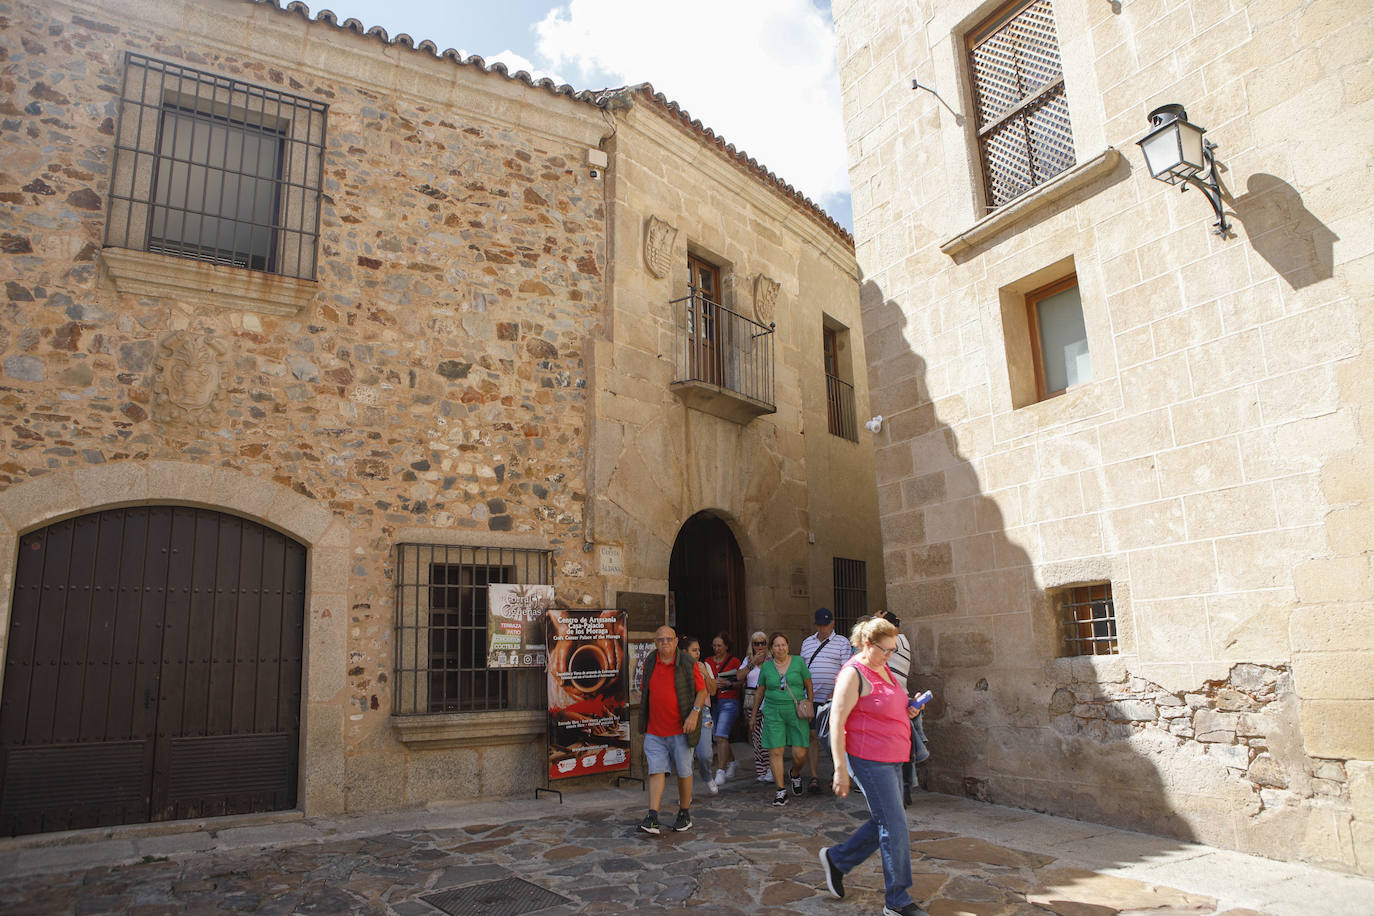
[
  {"left": 826, "top": 374, "right": 858, "bottom": 442},
  {"left": 671, "top": 293, "right": 775, "bottom": 408}
]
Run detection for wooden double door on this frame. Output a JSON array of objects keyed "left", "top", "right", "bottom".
[{"left": 0, "top": 506, "right": 305, "bottom": 835}]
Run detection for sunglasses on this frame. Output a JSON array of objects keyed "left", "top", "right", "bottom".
[{"left": 751, "top": 641, "right": 766, "bottom": 646}]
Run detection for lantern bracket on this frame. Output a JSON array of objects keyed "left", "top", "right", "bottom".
[{"left": 1179, "top": 139, "right": 1230, "bottom": 237}]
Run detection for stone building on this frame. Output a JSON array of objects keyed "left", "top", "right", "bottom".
[
  {"left": 0, "top": 0, "right": 882, "bottom": 833},
  {"left": 834, "top": 0, "right": 1372, "bottom": 874}
]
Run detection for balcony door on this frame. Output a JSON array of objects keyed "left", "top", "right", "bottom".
[{"left": 686, "top": 254, "right": 722, "bottom": 385}]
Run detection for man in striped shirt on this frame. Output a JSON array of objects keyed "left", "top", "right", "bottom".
[{"left": 802, "top": 607, "right": 854, "bottom": 793}]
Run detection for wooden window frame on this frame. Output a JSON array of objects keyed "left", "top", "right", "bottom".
[
  {"left": 966, "top": 0, "right": 1074, "bottom": 211},
  {"left": 1026, "top": 272, "right": 1081, "bottom": 402}
]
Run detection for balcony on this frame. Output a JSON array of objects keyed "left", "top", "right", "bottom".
[
  {"left": 670, "top": 294, "right": 776, "bottom": 424},
  {"left": 826, "top": 374, "right": 858, "bottom": 441}
]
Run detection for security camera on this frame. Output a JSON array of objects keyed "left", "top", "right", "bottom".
[
  {"left": 865, "top": 415, "right": 883, "bottom": 433},
  {"left": 589, "top": 167, "right": 602, "bottom": 180}
]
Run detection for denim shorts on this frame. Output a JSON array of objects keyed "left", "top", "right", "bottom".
[
  {"left": 643, "top": 732, "right": 694, "bottom": 777},
  {"left": 713, "top": 698, "right": 740, "bottom": 737}
]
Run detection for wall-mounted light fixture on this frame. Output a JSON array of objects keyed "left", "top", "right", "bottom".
[{"left": 1135, "top": 104, "right": 1231, "bottom": 237}]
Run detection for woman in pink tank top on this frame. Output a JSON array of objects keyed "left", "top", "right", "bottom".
[{"left": 817, "top": 617, "right": 929, "bottom": 916}]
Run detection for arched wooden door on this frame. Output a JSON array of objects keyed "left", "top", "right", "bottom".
[
  {"left": 668, "top": 511, "right": 745, "bottom": 652},
  {"left": 0, "top": 506, "right": 305, "bottom": 835}
]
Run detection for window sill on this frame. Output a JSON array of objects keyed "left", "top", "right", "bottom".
[
  {"left": 939, "top": 148, "right": 1123, "bottom": 258},
  {"left": 100, "top": 247, "right": 316, "bottom": 316},
  {"left": 392, "top": 708, "right": 545, "bottom": 750}
]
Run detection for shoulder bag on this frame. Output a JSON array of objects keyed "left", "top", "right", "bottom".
[{"left": 781, "top": 659, "right": 814, "bottom": 720}]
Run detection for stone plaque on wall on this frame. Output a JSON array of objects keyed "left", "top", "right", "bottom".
[
  {"left": 789, "top": 564, "right": 809, "bottom": 598},
  {"left": 616, "top": 591, "right": 666, "bottom": 631},
  {"left": 599, "top": 545, "right": 623, "bottom": 577}
]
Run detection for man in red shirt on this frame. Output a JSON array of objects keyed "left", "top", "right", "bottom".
[{"left": 637, "top": 626, "right": 708, "bottom": 834}]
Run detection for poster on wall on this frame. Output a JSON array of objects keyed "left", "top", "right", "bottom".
[
  {"left": 628, "top": 640, "right": 656, "bottom": 705},
  {"left": 487, "top": 583, "right": 554, "bottom": 668},
  {"left": 544, "top": 609, "right": 630, "bottom": 779}
]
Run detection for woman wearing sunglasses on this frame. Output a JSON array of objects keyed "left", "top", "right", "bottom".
[
  {"left": 738, "top": 630, "right": 772, "bottom": 782},
  {"left": 817, "top": 616, "right": 930, "bottom": 916}
]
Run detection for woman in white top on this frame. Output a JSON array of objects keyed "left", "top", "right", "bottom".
[{"left": 737, "top": 630, "right": 771, "bottom": 782}]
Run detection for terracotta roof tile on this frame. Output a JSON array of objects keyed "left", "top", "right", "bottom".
[{"left": 250, "top": 1, "right": 852, "bottom": 248}]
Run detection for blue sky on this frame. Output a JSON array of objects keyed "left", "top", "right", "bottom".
[{"left": 318, "top": 0, "right": 853, "bottom": 231}]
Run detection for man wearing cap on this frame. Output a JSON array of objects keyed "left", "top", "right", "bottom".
[{"left": 801, "top": 607, "right": 853, "bottom": 793}]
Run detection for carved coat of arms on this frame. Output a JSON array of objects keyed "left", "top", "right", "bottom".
[
  {"left": 154, "top": 329, "right": 229, "bottom": 422},
  {"left": 754, "top": 274, "right": 781, "bottom": 324},
  {"left": 644, "top": 215, "right": 678, "bottom": 279}
]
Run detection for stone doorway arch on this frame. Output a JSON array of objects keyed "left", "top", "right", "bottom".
[
  {"left": 668, "top": 510, "right": 746, "bottom": 655},
  {"left": 0, "top": 461, "right": 348, "bottom": 821}
]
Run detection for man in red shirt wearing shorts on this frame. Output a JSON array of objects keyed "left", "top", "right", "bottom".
[{"left": 637, "top": 626, "right": 707, "bottom": 834}]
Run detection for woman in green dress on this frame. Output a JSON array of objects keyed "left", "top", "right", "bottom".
[{"left": 748, "top": 631, "right": 814, "bottom": 807}]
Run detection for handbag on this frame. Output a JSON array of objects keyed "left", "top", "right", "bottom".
[{"left": 781, "top": 662, "right": 814, "bottom": 719}]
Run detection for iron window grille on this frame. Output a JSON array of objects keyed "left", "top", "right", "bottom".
[
  {"left": 968, "top": 0, "right": 1075, "bottom": 210},
  {"left": 394, "top": 544, "right": 552, "bottom": 715},
  {"left": 1059, "top": 583, "right": 1118, "bottom": 656},
  {"left": 826, "top": 374, "right": 858, "bottom": 441},
  {"left": 833, "top": 557, "right": 868, "bottom": 637},
  {"left": 106, "top": 53, "right": 327, "bottom": 280}
]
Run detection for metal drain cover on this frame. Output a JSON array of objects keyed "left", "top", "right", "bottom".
[{"left": 423, "top": 877, "right": 572, "bottom": 916}]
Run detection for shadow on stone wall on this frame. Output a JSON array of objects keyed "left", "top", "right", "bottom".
[
  {"left": 1229, "top": 173, "right": 1337, "bottom": 290},
  {"left": 859, "top": 277, "right": 1201, "bottom": 847}
]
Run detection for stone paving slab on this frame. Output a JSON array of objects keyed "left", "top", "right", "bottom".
[{"left": 0, "top": 772, "right": 1370, "bottom": 916}]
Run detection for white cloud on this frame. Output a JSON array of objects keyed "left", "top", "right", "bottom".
[
  {"left": 533, "top": 0, "right": 850, "bottom": 209},
  {"left": 479, "top": 49, "right": 568, "bottom": 87}
]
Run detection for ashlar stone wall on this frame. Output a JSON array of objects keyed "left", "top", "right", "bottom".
[
  {"left": 590, "top": 91, "right": 885, "bottom": 633},
  {"left": 834, "top": 0, "right": 1373, "bottom": 874}
]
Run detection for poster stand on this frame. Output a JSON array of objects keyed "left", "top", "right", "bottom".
[{"left": 541, "top": 609, "right": 634, "bottom": 799}]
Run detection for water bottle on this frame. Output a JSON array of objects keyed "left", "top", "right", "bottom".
[{"left": 909, "top": 690, "right": 932, "bottom": 711}]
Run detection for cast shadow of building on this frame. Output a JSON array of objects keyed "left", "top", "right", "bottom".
[{"left": 858, "top": 276, "right": 1205, "bottom": 850}]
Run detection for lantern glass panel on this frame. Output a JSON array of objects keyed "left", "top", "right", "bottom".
[
  {"left": 1139, "top": 126, "right": 1182, "bottom": 179},
  {"left": 1176, "top": 119, "right": 1206, "bottom": 171}
]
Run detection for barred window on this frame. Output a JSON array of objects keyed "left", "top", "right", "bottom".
[
  {"left": 968, "top": 0, "right": 1075, "bottom": 210},
  {"left": 394, "top": 544, "right": 551, "bottom": 715},
  {"left": 824, "top": 322, "right": 858, "bottom": 442},
  {"left": 106, "top": 53, "right": 327, "bottom": 280},
  {"left": 833, "top": 557, "right": 868, "bottom": 637},
  {"left": 1058, "top": 583, "right": 1118, "bottom": 656}
]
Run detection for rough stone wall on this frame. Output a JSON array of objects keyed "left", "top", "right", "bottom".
[
  {"left": 0, "top": 0, "right": 608, "bottom": 810},
  {"left": 835, "top": 0, "right": 1373, "bottom": 874}
]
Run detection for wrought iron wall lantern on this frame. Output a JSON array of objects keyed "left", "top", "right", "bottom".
[{"left": 1136, "top": 104, "right": 1231, "bottom": 236}]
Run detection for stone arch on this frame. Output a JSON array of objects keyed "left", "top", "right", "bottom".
[{"left": 0, "top": 460, "right": 348, "bottom": 817}]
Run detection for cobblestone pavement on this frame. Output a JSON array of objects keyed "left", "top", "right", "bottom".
[{"left": 1, "top": 772, "right": 1371, "bottom": 916}]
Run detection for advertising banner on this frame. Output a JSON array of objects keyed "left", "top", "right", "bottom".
[
  {"left": 544, "top": 609, "right": 630, "bottom": 779},
  {"left": 487, "top": 583, "right": 554, "bottom": 668}
]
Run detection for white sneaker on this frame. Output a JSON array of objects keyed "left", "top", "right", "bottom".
[
  {"left": 706, "top": 777, "right": 719, "bottom": 794},
  {"left": 713, "top": 768, "right": 726, "bottom": 786},
  {"left": 725, "top": 761, "right": 738, "bottom": 779}
]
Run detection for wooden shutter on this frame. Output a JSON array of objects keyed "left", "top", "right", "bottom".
[{"left": 969, "top": 0, "right": 1075, "bottom": 209}]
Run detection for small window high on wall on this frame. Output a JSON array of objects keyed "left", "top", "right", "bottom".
[
  {"left": 1028, "top": 274, "right": 1090, "bottom": 399},
  {"left": 967, "top": 0, "right": 1075, "bottom": 210}
]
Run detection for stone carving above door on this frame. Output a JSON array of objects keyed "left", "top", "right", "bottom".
[
  {"left": 754, "top": 274, "right": 781, "bottom": 324},
  {"left": 154, "top": 329, "right": 229, "bottom": 423},
  {"left": 644, "top": 215, "right": 678, "bottom": 279}
]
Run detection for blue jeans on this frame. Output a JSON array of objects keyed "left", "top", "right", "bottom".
[
  {"left": 695, "top": 710, "right": 715, "bottom": 780},
  {"left": 829, "top": 754, "right": 914, "bottom": 910}
]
